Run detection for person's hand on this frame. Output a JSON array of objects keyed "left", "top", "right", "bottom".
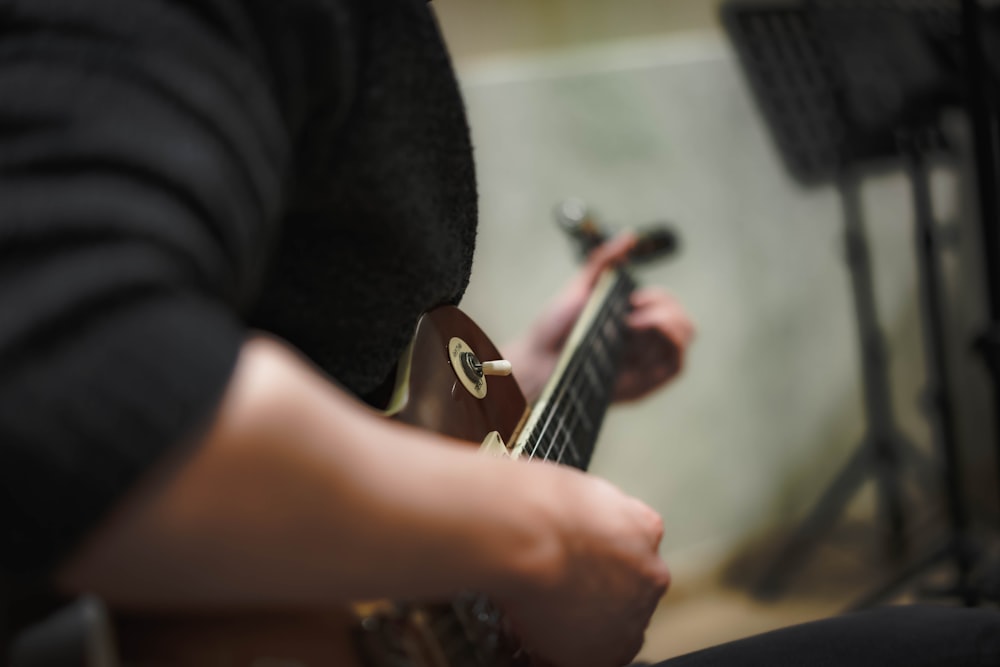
[
  {"left": 497, "top": 463, "right": 671, "bottom": 667},
  {"left": 613, "top": 284, "right": 693, "bottom": 402},
  {"left": 504, "top": 233, "right": 694, "bottom": 404}
]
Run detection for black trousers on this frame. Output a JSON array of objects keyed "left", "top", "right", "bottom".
[{"left": 649, "top": 605, "right": 1000, "bottom": 666}]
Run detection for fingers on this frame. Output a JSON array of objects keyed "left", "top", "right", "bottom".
[
  {"left": 579, "top": 232, "right": 638, "bottom": 290},
  {"left": 628, "top": 495, "right": 666, "bottom": 551},
  {"left": 597, "top": 475, "right": 666, "bottom": 552},
  {"left": 627, "top": 287, "right": 696, "bottom": 347},
  {"left": 647, "top": 506, "right": 666, "bottom": 552},
  {"left": 532, "top": 233, "right": 640, "bottom": 355},
  {"left": 611, "top": 286, "right": 695, "bottom": 401},
  {"left": 502, "top": 469, "right": 671, "bottom": 667}
]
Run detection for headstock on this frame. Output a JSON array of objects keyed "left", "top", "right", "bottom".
[{"left": 552, "top": 198, "right": 680, "bottom": 266}]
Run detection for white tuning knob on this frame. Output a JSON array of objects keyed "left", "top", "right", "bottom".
[{"left": 480, "top": 360, "right": 513, "bottom": 376}]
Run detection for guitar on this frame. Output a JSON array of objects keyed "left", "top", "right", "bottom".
[
  {"left": 13, "top": 214, "right": 669, "bottom": 666},
  {"left": 115, "top": 267, "right": 634, "bottom": 667}
]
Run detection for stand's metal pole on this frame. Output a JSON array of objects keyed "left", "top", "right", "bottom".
[
  {"left": 902, "top": 132, "right": 976, "bottom": 606},
  {"left": 962, "top": 0, "right": 1000, "bottom": 519},
  {"left": 754, "top": 171, "right": 923, "bottom": 598}
]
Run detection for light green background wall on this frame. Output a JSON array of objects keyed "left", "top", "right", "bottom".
[
  {"left": 434, "top": 0, "right": 720, "bottom": 61},
  {"left": 431, "top": 3, "right": 987, "bottom": 574}
]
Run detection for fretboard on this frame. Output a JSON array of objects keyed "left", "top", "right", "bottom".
[{"left": 514, "top": 268, "right": 636, "bottom": 471}]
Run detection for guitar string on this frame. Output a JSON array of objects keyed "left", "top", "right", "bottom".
[
  {"left": 443, "top": 277, "right": 633, "bottom": 666},
  {"left": 527, "top": 272, "right": 633, "bottom": 467},
  {"left": 528, "top": 275, "right": 628, "bottom": 465},
  {"left": 573, "top": 290, "right": 631, "bottom": 465},
  {"left": 555, "top": 271, "right": 630, "bottom": 459},
  {"left": 526, "top": 298, "right": 616, "bottom": 464}
]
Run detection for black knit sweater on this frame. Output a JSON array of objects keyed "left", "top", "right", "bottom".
[{"left": 0, "top": 0, "right": 477, "bottom": 575}]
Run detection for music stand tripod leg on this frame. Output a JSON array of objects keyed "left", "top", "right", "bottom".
[
  {"left": 754, "top": 172, "right": 912, "bottom": 599},
  {"left": 754, "top": 442, "right": 873, "bottom": 598}
]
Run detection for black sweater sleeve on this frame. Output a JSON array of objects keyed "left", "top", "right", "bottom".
[{"left": 0, "top": 0, "right": 341, "bottom": 571}]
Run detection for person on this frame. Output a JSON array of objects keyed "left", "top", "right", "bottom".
[{"left": 0, "top": 1, "right": 996, "bottom": 666}]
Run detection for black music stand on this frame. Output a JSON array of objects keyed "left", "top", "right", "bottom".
[
  {"left": 722, "top": 0, "right": 988, "bottom": 605},
  {"left": 963, "top": 0, "right": 1000, "bottom": 521}
]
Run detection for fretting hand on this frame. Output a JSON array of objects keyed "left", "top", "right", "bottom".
[{"left": 505, "top": 233, "right": 695, "bottom": 404}]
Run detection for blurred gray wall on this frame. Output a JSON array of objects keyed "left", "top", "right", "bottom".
[{"left": 433, "top": 2, "right": 985, "bottom": 575}]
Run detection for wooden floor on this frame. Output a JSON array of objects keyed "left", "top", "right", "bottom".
[
  {"left": 641, "top": 589, "right": 845, "bottom": 662},
  {"left": 634, "top": 516, "right": 971, "bottom": 664}
]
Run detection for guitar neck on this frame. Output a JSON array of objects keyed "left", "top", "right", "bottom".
[{"left": 513, "top": 268, "right": 636, "bottom": 471}]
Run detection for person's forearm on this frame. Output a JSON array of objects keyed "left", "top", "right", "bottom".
[{"left": 57, "top": 335, "right": 560, "bottom": 610}]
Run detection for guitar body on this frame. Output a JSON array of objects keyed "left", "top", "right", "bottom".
[
  {"left": 110, "top": 307, "right": 533, "bottom": 667},
  {"left": 114, "top": 609, "right": 363, "bottom": 666},
  {"left": 388, "top": 306, "right": 528, "bottom": 448}
]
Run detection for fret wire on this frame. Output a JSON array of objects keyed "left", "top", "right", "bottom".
[
  {"left": 538, "top": 276, "right": 625, "bottom": 420},
  {"left": 592, "top": 332, "right": 613, "bottom": 380},
  {"left": 539, "top": 401, "right": 580, "bottom": 466},
  {"left": 556, "top": 402, "right": 585, "bottom": 466},
  {"left": 533, "top": 395, "right": 570, "bottom": 463},
  {"left": 559, "top": 418, "right": 575, "bottom": 462},
  {"left": 573, "top": 376, "right": 606, "bottom": 431},
  {"left": 543, "top": 417, "right": 564, "bottom": 461},
  {"left": 533, "top": 395, "right": 572, "bottom": 462},
  {"left": 551, "top": 276, "right": 625, "bottom": 384},
  {"left": 549, "top": 419, "right": 566, "bottom": 462},
  {"left": 532, "top": 272, "right": 632, "bottom": 467},
  {"left": 535, "top": 347, "right": 606, "bottom": 463},
  {"left": 602, "top": 317, "right": 619, "bottom": 347},
  {"left": 583, "top": 357, "right": 604, "bottom": 396},
  {"left": 567, "top": 396, "right": 593, "bottom": 465},
  {"left": 561, "top": 420, "right": 578, "bottom": 464},
  {"left": 568, "top": 384, "right": 594, "bottom": 431}
]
